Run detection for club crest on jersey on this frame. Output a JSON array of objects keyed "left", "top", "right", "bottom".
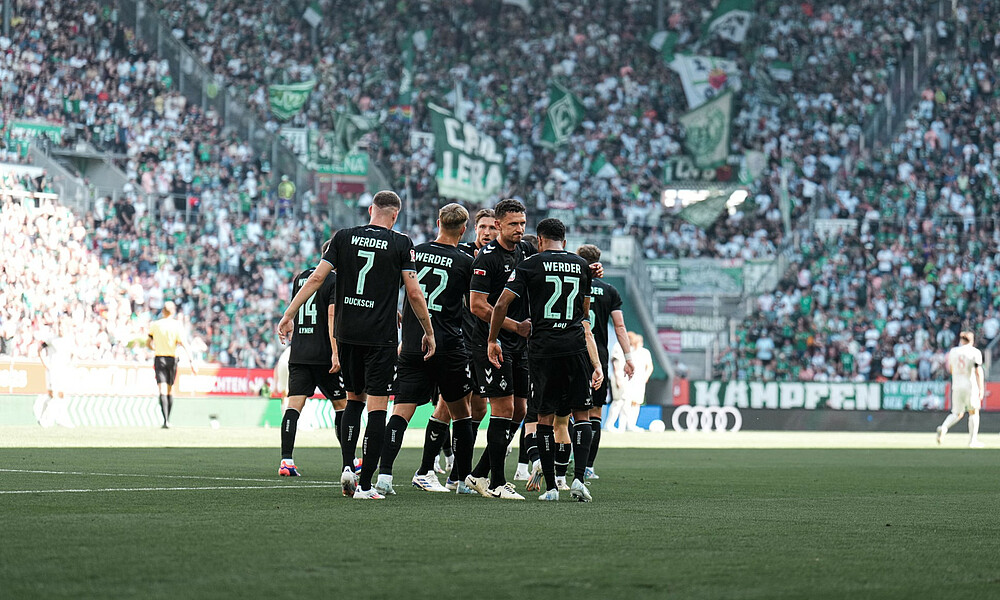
[{"left": 474, "top": 269, "right": 486, "bottom": 277}]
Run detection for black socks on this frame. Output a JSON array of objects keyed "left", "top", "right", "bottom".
[
  {"left": 537, "top": 424, "right": 556, "bottom": 492},
  {"left": 418, "top": 417, "right": 450, "bottom": 475},
  {"left": 379, "top": 415, "right": 409, "bottom": 476},
  {"left": 555, "top": 443, "right": 571, "bottom": 477},
  {"left": 359, "top": 410, "right": 387, "bottom": 490},
  {"left": 588, "top": 417, "right": 602, "bottom": 468},
  {"left": 340, "top": 401, "right": 364, "bottom": 470},
  {"left": 450, "top": 417, "right": 475, "bottom": 482},
  {"left": 487, "top": 416, "right": 511, "bottom": 487},
  {"left": 572, "top": 421, "right": 593, "bottom": 482},
  {"left": 334, "top": 408, "right": 345, "bottom": 445},
  {"left": 280, "top": 408, "right": 299, "bottom": 460}
]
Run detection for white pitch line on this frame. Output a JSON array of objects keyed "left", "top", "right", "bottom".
[
  {"left": 0, "top": 469, "right": 336, "bottom": 485},
  {"left": 0, "top": 484, "right": 340, "bottom": 495}
]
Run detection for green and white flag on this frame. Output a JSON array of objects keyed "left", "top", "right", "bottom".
[
  {"left": 303, "top": 2, "right": 322, "bottom": 27},
  {"left": 333, "top": 111, "right": 376, "bottom": 156},
  {"left": 768, "top": 61, "right": 794, "bottom": 82},
  {"left": 540, "top": 82, "right": 585, "bottom": 149},
  {"left": 678, "top": 90, "right": 732, "bottom": 168},
  {"left": 395, "top": 30, "right": 430, "bottom": 110},
  {"left": 646, "top": 30, "right": 679, "bottom": 62},
  {"left": 706, "top": 0, "right": 754, "bottom": 43},
  {"left": 678, "top": 193, "right": 730, "bottom": 228},
  {"left": 429, "top": 103, "right": 505, "bottom": 203},
  {"left": 739, "top": 149, "right": 766, "bottom": 184},
  {"left": 589, "top": 152, "right": 618, "bottom": 178},
  {"left": 268, "top": 80, "right": 316, "bottom": 121},
  {"left": 669, "top": 55, "right": 741, "bottom": 109},
  {"left": 502, "top": 0, "right": 533, "bottom": 14}
]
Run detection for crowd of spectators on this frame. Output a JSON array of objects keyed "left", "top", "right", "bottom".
[
  {"left": 718, "top": 2, "right": 1000, "bottom": 383},
  {"left": 2, "top": 0, "right": 981, "bottom": 383}
]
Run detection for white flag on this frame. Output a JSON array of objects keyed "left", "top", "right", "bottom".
[{"left": 669, "top": 55, "right": 742, "bottom": 109}]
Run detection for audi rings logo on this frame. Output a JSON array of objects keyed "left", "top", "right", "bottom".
[{"left": 672, "top": 405, "right": 742, "bottom": 432}]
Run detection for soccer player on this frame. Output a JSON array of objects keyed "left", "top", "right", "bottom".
[
  {"left": 937, "top": 331, "right": 985, "bottom": 448},
  {"left": 148, "top": 301, "right": 198, "bottom": 428},
  {"left": 489, "top": 218, "right": 604, "bottom": 502},
  {"left": 575, "top": 244, "right": 634, "bottom": 479},
  {"left": 278, "top": 190, "right": 435, "bottom": 500},
  {"left": 457, "top": 208, "right": 498, "bottom": 438},
  {"left": 466, "top": 199, "right": 534, "bottom": 500},
  {"left": 35, "top": 329, "right": 74, "bottom": 428},
  {"left": 279, "top": 241, "right": 348, "bottom": 477},
  {"left": 374, "top": 203, "right": 476, "bottom": 495}
]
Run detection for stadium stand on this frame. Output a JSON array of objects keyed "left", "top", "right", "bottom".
[{"left": 720, "top": 2, "right": 1000, "bottom": 382}]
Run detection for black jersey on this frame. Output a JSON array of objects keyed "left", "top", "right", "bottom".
[
  {"left": 321, "top": 224, "right": 415, "bottom": 347},
  {"left": 588, "top": 278, "right": 623, "bottom": 367},
  {"left": 401, "top": 241, "right": 474, "bottom": 355},
  {"left": 289, "top": 269, "right": 337, "bottom": 364},
  {"left": 458, "top": 241, "right": 478, "bottom": 258},
  {"left": 469, "top": 239, "right": 535, "bottom": 351},
  {"left": 505, "top": 250, "right": 593, "bottom": 359},
  {"left": 458, "top": 241, "right": 481, "bottom": 349}
]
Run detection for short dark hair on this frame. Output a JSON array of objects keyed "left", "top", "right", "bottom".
[
  {"left": 521, "top": 234, "right": 538, "bottom": 254},
  {"left": 322, "top": 238, "right": 333, "bottom": 254},
  {"left": 536, "top": 218, "right": 565, "bottom": 242},
  {"left": 577, "top": 244, "right": 601, "bottom": 264},
  {"left": 474, "top": 208, "right": 495, "bottom": 225},
  {"left": 372, "top": 190, "right": 402, "bottom": 210},
  {"left": 493, "top": 198, "right": 525, "bottom": 221}
]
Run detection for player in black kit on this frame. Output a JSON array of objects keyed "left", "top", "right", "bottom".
[
  {"left": 373, "top": 203, "right": 478, "bottom": 495},
  {"left": 278, "top": 239, "right": 347, "bottom": 477},
  {"left": 466, "top": 199, "right": 534, "bottom": 500},
  {"left": 278, "top": 190, "right": 435, "bottom": 500},
  {"left": 576, "top": 244, "right": 633, "bottom": 480},
  {"left": 489, "top": 218, "right": 604, "bottom": 502}
]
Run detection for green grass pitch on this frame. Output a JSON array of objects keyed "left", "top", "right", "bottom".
[{"left": 1, "top": 443, "right": 999, "bottom": 599}]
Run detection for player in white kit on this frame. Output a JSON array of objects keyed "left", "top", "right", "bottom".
[{"left": 936, "top": 332, "right": 985, "bottom": 448}]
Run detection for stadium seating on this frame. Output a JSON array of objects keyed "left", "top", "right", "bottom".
[{"left": 720, "top": 6, "right": 1000, "bottom": 382}]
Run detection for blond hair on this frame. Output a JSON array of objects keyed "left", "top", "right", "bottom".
[{"left": 439, "top": 203, "right": 469, "bottom": 232}]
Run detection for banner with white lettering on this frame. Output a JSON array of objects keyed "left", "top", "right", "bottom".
[
  {"left": 691, "top": 381, "right": 883, "bottom": 410},
  {"left": 429, "top": 103, "right": 505, "bottom": 203}
]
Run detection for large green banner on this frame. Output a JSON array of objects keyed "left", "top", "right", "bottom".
[
  {"left": 429, "top": 103, "right": 504, "bottom": 203},
  {"left": 268, "top": 80, "right": 316, "bottom": 121}
]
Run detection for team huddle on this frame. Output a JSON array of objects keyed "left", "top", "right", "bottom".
[{"left": 275, "top": 191, "right": 635, "bottom": 501}]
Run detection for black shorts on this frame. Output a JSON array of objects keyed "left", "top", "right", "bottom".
[
  {"left": 472, "top": 347, "right": 529, "bottom": 399},
  {"left": 467, "top": 357, "right": 482, "bottom": 397},
  {"left": 338, "top": 342, "right": 396, "bottom": 397},
  {"left": 154, "top": 356, "right": 177, "bottom": 385},
  {"left": 591, "top": 377, "right": 610, "bottom": 408},
  {"left": 394, "top": 351, "right": 473, "bottom": 405},
  {"left": 529, "top": 352, "right": 593, "bottom": 417},
  {"left": 288, "top": 363, "right": 346, "bottom": 400}
]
